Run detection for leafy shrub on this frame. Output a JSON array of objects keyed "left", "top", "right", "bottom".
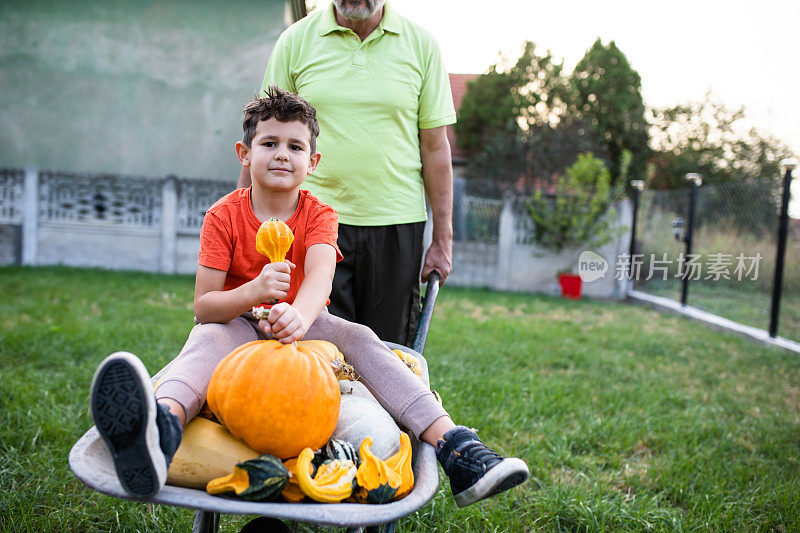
[{"left": 527, "top": 152, "right": 626, "bottom": 251}]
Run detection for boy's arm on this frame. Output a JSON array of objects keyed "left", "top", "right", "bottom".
[
  {"left": 194, "top": 262, "right": 291, "bottom": 324},
  {"left": 264, "top": 243, "right": 336, "bottom": 343}
]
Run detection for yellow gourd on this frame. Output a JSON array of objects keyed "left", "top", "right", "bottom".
[
  {"left": 256, "top": 217, "right": 293, "bottom": 262},
  {"left": 355, "top": 437, "right": 402, "bottom": 504},
  {"left": 166, "top": 417, "right": 260, "bottom": 489},
  {"left": 392, "top": 349, "right": 423, "bottom": 378},
  {"left": 295, "top": 448, "right": 357, "bottom": 503},
  {"left": 384, "top": 432, "right": 414, "bottom": 499}
]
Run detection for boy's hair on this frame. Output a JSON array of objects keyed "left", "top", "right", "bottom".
[{"left": 242, "top": 85, "right": 320, "bottom": 152}]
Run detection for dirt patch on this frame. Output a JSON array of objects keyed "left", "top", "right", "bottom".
[{"left": 611, "top": 441, "right": 653, "bottom": 495}]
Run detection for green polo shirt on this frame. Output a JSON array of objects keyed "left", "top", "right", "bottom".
[{"left": 260, "top": 2, "right": 456, "bottom": 226}]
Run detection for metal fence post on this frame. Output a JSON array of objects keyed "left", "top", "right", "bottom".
[
  {"left": 628, "top": 180, "right": 645, "bottom": 288},
  {"left": 681, "top": 173, "right": 702, "bottom": 306},
  {"left": 769, "top": 159, "right": 797, "bottom": 337}
]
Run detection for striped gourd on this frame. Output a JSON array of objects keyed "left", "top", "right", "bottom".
[{"left": 324, "top": 439, "right": 360, "bottom": 467}]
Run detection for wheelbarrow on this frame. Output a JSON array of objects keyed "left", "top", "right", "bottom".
[{"left": 69, "top": 273, "right": 442, "bottom": 533}]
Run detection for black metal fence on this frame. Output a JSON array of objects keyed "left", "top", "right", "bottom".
[{"left": 630, "top": 165, "right": 797, "bottom": 341}]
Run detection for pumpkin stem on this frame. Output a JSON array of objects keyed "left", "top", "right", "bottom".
[{"left": 329, "top": 359, "right": 359, "bottom": 381}]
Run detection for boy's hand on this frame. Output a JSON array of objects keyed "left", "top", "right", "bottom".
[
  {"left": 259, "top": 303, "right": 307, "bottom": 344},
  {"left": 252, "top": 261, "right": 294, "bottom": 304}
]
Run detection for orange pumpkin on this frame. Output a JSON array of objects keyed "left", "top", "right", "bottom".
[
  {"left": 297, "top": 340, "right": 357, "bottom": 381},
  {"left": 256, "top": 217, "right": 294, "bottom": 263},
  {"left": 207, "top": 340, "right": 340, "bottom": 459},
  {"left": 296, "top": 340, "right": 345, "bottom": 366}
]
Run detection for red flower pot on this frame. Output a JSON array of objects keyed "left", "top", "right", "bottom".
[{"left": 558, "top": 273, "right": 582, "bottom": 300}]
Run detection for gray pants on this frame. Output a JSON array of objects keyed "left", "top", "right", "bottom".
[{"left": 154, "top": 308, "right": 447, "bottom": 438}]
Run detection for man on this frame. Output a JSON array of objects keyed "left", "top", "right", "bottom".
[{"left": 238, "top": 0, "right": 455, "bottom": 346}]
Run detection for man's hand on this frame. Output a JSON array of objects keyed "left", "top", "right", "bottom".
[
  {"left": 421, "top": 237, "right": 452, "bottom": 284},
  {"left": 252, "top": 261, "right": 294, "bottom": 304},
  {"left": 259, "top": 303, "right": 307, "bottom": 343}
]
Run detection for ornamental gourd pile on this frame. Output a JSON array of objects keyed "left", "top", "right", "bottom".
[
  {"left": 205, "top": 434, "right": 414, "bottom": 504},
  {"left": 200, "top": 338, "right": 418, "bottom": 504}
]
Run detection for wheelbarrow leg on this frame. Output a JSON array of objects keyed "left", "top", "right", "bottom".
[
  {"left": 345, "top": 522, "right": 397, "bottom": 533},
  {"left": 192, "top": 510, "right": 220, "bottom": 533}
]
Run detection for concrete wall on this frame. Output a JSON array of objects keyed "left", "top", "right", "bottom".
[
  {"left": 38, "top": 222, "right": 162, "bottom": 271},
  {"left": 448, "top": 197, "right": 632, "bottom": 299},
  {"left": 0, "top": 0, "right": 287, "bottom": 180},
  {"left": 35, "top": 222, "right": 201, "bottom": 273}
]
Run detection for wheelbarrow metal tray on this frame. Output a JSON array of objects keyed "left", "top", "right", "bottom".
[{"left": 69, "top": 344, "right": 439, "bottom": 528}]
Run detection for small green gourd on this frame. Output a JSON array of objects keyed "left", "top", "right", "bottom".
[{"left": 206, "top": 454, "right": 289, "bottom": 501}]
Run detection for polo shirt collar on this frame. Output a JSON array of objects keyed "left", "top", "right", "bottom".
[
  {"left": 318, "top": 2, "right": 402, "bottom": 37},
  {"left": 380, "top": 3, "right": 402, "bottom": 34}
]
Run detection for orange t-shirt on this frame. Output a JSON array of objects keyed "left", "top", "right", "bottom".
[{"left": 198, "top": 188, "right": 343, "bottom": 306}]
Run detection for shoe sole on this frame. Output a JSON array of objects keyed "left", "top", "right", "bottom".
[
  {"left": 454, "top": 457, "right": 529, "bottom": 508},
  {"left": 89, "top": 352, "right": 166, "bottom": 498}
]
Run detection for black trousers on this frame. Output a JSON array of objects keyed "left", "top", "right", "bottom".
[{"left": 329, "top": 222, "right": 425, "bottom": 347}]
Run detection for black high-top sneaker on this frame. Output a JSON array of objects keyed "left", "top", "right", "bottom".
[
  {"left": 90, "top": 352, "right": 181, "bottom": 498},
  {"left": 436, "top": 426, "right": 529, "bottom": 508}
]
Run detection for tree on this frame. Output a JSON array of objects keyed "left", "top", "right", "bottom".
[
  {"left": 647, "top": 96, "right": 795, "bottom": 237},
  {"left": 457, "top": 41, "right": 608, "bottom": 192},
  {"left": 570, "top": 39, "right": 650, "bottom": 184},
  {"left": 526, "top": 152, "right": 626, "bottom": 252},
  {"left": 465, "top": 119, "right": 610, "bottom": 194},
  {"left": 456, "top": 42, "right": 574, "bottom": 154},
  {"left": 647, "top": 96, "right": 794, "bottom": 188},
  {"left": 455, "top": 69, "right": 517, "bottom": 156}
]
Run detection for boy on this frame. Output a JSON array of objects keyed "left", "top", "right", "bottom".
[{"left": 89, "top": 86, "right": 529, "bottom": 508}]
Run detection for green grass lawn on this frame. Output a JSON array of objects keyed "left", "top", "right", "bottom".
[
  {"left": 2, "top": 266, "right": 800, "bottom": 532},
  {"left": 636, "top": 278, "right": 800, "bottom": 343}
]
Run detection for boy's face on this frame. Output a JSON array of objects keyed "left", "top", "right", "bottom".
[{"left": 236, "top": 117, "right": 320, "bottom": 194}]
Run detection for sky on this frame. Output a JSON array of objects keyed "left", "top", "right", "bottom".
[
  {"left": 311, "top": 0, "right": 798, "bottom": 153},
  {"left": 309, "top": 0, "right": 799, "bottom": 210}
]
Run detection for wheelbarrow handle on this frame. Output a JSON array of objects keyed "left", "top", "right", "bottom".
[{"left": 412, "top": 271, "right": 440, "bottom": 355}]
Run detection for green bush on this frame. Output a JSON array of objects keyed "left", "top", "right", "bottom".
[{"left": 527, "top": 152, "right": 625, "bottom": 252}]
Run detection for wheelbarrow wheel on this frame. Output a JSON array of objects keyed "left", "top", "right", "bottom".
[{"left": 239, "top": 516, "right": 291, "bottom": 533}]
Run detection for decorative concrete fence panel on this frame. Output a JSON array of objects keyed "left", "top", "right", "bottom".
[
  {"left": 1, "top": 168, "right": 632, "bottom": 299},
  {"left": 0, "top": 168, "right": 24, "bottom": 264},
  {"left": 2, "top": 168, "right": 232, "bottom": 274}
]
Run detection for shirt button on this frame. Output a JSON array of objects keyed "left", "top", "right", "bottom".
[{"left": 357, "top": 49, "right": 363, "bottom": 55}]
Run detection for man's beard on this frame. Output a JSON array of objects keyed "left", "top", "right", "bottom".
[{"left": 334, "top": 0, "right": 386, "bottom": 21}]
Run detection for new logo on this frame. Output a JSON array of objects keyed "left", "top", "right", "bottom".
[{"left": 578, "top": 251, "right": 608, "bottom": 282}]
